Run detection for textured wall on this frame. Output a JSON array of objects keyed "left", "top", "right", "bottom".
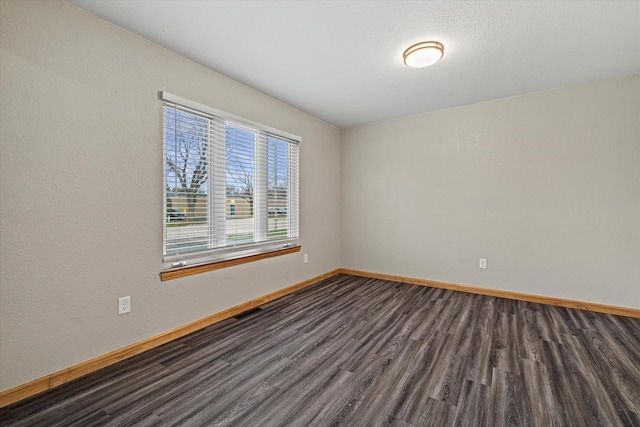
[
  {"left": 0, "top": 0, "right": 341, "bottom": 391},
  {"left": 341, "top": 74, "right": 640, "bottom": 309}
]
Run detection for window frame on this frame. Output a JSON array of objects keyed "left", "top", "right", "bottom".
[{"left": 161, "top": 91, "right": 300, "bottom": 277}]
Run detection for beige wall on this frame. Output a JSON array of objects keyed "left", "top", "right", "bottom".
[
  {"left": 341, "top": 74, "right": 640, "bottom": 309},
  {"left": 0, "top": 0, "right": 341, "bottom": 392}
]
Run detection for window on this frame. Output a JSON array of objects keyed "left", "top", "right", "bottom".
[{"left": 162, "top": 92, "right": 299, "bottom": 271}]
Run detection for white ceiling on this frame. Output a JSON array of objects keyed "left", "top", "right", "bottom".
[{"left": 68, "top": 0, "right": 640, "bottom": 129}]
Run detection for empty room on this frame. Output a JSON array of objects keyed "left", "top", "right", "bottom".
[{"left": 0, "top": 0, "right": 639, "bottom": 425}]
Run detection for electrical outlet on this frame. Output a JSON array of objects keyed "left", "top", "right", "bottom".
[
  {"left": 304, "top": 253, "right": 309, "bottom": 264},
  {"left": 479, "top": 259, "right": 487, "bottom": 269},
  {"left": 118, "top": 296, "right": 131, "bottom": 315}
]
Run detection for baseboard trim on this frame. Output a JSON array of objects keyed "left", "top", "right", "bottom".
[
  {"left": 338, "top": 268, "right": 640, "bottom": 319},
  {"left": 0, "top": 269, "right": 341, "bottom": 408},
  {"left": 3, "top": 267, "right": 637, "bottom": 407}
]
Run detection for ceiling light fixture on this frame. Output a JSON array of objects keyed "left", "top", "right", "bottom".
[{"left": 403, "top": 41, "right": 444, "bottom": 68}]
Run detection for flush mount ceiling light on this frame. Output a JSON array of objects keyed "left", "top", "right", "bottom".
[{"left": 403, "top": 41, "right": 444, "bottom": 68}]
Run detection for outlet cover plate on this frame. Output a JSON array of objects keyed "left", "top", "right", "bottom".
[{"left": 118, "top": 296, "right": 131, "bottom": 315}]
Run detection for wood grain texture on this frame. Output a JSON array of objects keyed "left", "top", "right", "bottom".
[
  {"left": 160, "top": 246, "right": 301, "bottom": 281},
  {"left": 1, "top": 273, "right": 638, "bottom": 426},
  {"left": 0, "top": 268, "right": 338, "bottom": 408},
  {"left": 340, "top": 268, "right": 640, "bottom": 318},
  {"left": 0, "top": 378, "right": 49, "bottom": 411}
]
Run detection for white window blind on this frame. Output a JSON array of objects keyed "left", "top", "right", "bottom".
[{"left": 162, "top": 91, "right": 300, "bottom": 270}]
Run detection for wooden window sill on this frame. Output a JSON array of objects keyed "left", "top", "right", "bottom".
[{"left": 160, "top": 245, "right": 301, "bottom": 281}]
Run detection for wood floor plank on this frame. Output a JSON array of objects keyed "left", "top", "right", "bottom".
[
  {"left": 519, "top": 358, "right": 565, "bottom": 427},
  {"left": 559, "top": 332, "right": 626, "bottom": 425},
  {"left": 231, "top": 340, "right": 357, "bottom": 426},
  {"left": 348, "top": 338, "right": 423, "bottom": 426},
  {"left": 407, "top": 298, "right": 446, "bottom": 341},
  {"left": 593, "top": 314, "right": 640, "bottom": 367},
  {"left": 392, "top": 332, "right": 453, "bottom": 425},
  {"left": 416, "top": 397, "right": 456, "bottom": 427},
  {"left": 255, "top": 365, "right": 353, "bottom": 425},
  {"left": 1, "top": 273, "right": 638, "bottom": 426},
  {"left": 516, "top": 308, "right": 543, "bottom": 361},
  {"left": 626, "top": 410, "right": 640, "bottom": 427},
  {"left": 491, "top": 311, "right": 522, "bottom": 375},
  {"left": 577, "top": 329, "right": 640, "bottom": 414},
  {"left": 451, "top": 379, "right": 490, "bottom": 427},
  {"left": 487, "top": 368, "right": 532, "bottom": 427},
  {"left": 430, "top": 296, "right": 481, "bottom": 406},
  {"left": 307, "top": 353, "right": 392, "bottom": 425},
  {"left": 102, "top": 359, "right": 231, "bottom": 425},
  {"left": 464, "top": 296, "right": 495, "bottom": 386}
]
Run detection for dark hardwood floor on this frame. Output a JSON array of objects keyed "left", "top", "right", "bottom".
[{"left": 1, "top": 274, "right": 639, "bottom": 426}]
